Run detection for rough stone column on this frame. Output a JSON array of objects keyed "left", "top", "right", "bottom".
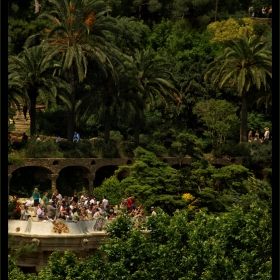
[
  {"left": 46, "top": 174, "right": 59, "bottom": 192},
  {"left": 82, "top": 172, "right": 95, "bottom": 196},
  {"left": 8, "top": 174, "right": 12, "bottom": 197}
]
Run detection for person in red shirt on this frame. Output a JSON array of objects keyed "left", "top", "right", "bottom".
[
  {"left": 127, "top": 196, "right": 133, "bottom": 211},
  {"left": 13, "top": 202, "right": 22, "bottom": 219}
]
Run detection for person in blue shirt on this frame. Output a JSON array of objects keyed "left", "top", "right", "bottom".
[{"left": 73, "top": 131, "right": 81, "bottom": 142}]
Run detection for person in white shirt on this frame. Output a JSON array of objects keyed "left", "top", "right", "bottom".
[
  {"left": 264, "top": 127, "right": 270, "bottom": 141},
  {"left": 151, "top": 206, "right": 157, "bottom": 216},
  {"left": 25, "top": 198, "right": 34, "bottom": 207},
  {"left": 37, "top": 204, "right": 45, "bottom": 220},
  {"left": 102, "top": 196, "right": 108, "bottom": 209},
  {"left": 89, "top": 196, "right": 96, "bottom": 205}
]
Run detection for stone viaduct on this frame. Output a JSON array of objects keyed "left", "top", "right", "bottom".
[{"left": 8, "top": 157, "right": 242, "bottom": 195}]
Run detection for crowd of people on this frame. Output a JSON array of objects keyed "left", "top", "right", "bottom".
[
  {"left": 248, "top": 127, "right": 270, "bottom": 142},
  {"left": 8, "top": 189, "right": 156, "bottom": 225},
  {"left": 248, "top": 6, "right": 272, "bottom": 18}
]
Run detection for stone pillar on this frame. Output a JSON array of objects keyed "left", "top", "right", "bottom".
[
  {"left": 46, "top": 174, "right": 59, "bottom": 192},
  {"left": 82, "top": 172, "right": 95, "bottom": 196},
  {"left": 8, "top": 174, "right": 12, "bottom": 199},
  {"left": 89, "top": 173, "right": 96, "bottom": 196}
]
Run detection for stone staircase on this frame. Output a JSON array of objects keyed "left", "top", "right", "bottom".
[
  {"left": 13, "top": 108, "right": 30, "bottom": 137},
  {"left": 12, "top": 104, "right": 45, "bottom": 138}
]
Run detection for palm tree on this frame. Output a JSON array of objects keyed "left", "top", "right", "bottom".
[
  {"left": 76, "top": 55, "right": 141, "bottom": 141},
  {"left": 204, "top": 36, "right": 272, "bottom": 142},
  {"left": 130, "top": 49, "right": 179, "bottom": 146},
  {"left": 27, "top": 0, "right": 121, "bottom": 141},
  {"left": 8, "top": 73, "right": 28, "bottom": 112},
  {"left": 8, "top": 45, "right": 69, "bottom": 136}
]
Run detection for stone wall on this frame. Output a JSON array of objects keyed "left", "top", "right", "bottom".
[{"left": 9, "top": 219, "right": 108, "bottom": 272}]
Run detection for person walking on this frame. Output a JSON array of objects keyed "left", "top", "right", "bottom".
[{"left": 23, "top": 104, "right": 28, "bottom": 120}]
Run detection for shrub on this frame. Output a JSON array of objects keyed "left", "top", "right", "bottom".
[
  {"left": 200, "top": 138, "right": 213, "bottom": 154},
  {"left": 22, "top": 139, "right": 63, "bottom": 158},
  {"left": 219, "top": 140, "right": 240, "bottom": 157},
  {"left": 146, "top": 143, "right": 168, "bottom": 157},
  {"left": 93, "top": 139, "right": 119, "bottom": 158},
  {"left": 109, "top": 130, "right": 124, "bottom": 142},
  {"left": 249, "top": 140, "right": 272, "bottom": 165},
  {"left": 36, "top": 106, "right": 68, "bottom": 137},
  {"left": 75, "top": 140, "right": 96, "bottom": 158},
  {"left": 233, "top": 142, "right": 251, "bottom": 157},
  {"left": 253, "top": 21, "right": 270, "bottom": 36},
  {"left": 117, "top": 141, "right": 135, "bottom": 157},
  {"left": 8, "top": 155, "right": 24, "bottom": 165}
]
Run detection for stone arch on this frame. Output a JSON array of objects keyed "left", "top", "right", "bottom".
[
  {"left": 10, "top": 166, "right": 53, "bottom": 196},
  {"left": 93, "top": 165, "right": 119, "bottom": 188},
  {"left": 56, "top": 166, "right": 92, "bottom": 196}
]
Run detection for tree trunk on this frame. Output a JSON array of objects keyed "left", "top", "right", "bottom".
[
  {"left": 134, "top": 114, "right": 140, "bottom": 146},
  {"left": 214, "top": 0, "right": 218, "bottom": 21},
  {"left": 29, "top": 90, "right": 38, "bottom": 136},
  {"left": 67, "top": 66, "right": 76, "bottom": 141},
  {"left": 240, "top": 91, "right": 248, "bottom": 142}
]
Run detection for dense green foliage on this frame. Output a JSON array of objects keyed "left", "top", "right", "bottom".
[
  {"left": 10, "top": 199, "right": 271, "bottom": 279},
  {"left": 8, "top": 1, "right": 272, "bottom": 277},
  {"left": 92, "top": 147, "right": 268, "bottom": 215}
]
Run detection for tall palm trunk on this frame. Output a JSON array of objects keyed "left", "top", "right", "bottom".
[
  {"left": 29, "top": 89, "right": 39, "bottom": 136},
  {"left": 134, "top": 113, "right": 141, "bottom": 146},
  {"left": 104, "top": 104, "right": 111, "bottom": 141},
  {"left": 67, "top": 66, "right": 76, "bottom": 141},
  {"left": 240, "top": 91, "right": 248, "bottom": 142}
]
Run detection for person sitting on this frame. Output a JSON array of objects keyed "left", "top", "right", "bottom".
[
  {"left": 22, "top": 205, "right": 31, "bottom": 220},
  {"left": 37, "top": 204, "right": 45, "bottom": 220},
  {"left": 57, "top": 200, "right": 66, "bottom": 219},
  {"left": 56, "top": 135, "right": 61, "bottom": 142},
  {"left": 46, "top": 200, "right": 57, "bottom": 222},
  {"left": 12, "top": 202, "right": 22, "bottom": 220},
  {"left": 106, "top": 203, "right": 115, "bottom": 219},
  {"left": 86, "top": 205, "right": 93, "bottom": 220},
  {"left": 73, "top": 131, "right": 81, "bottom": 142},
  {"left": 64, "top": 206, "right": 72, "bottom": 222},
  {"left": 72, "top": 208, "right": 80, "bottom": 222}
]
